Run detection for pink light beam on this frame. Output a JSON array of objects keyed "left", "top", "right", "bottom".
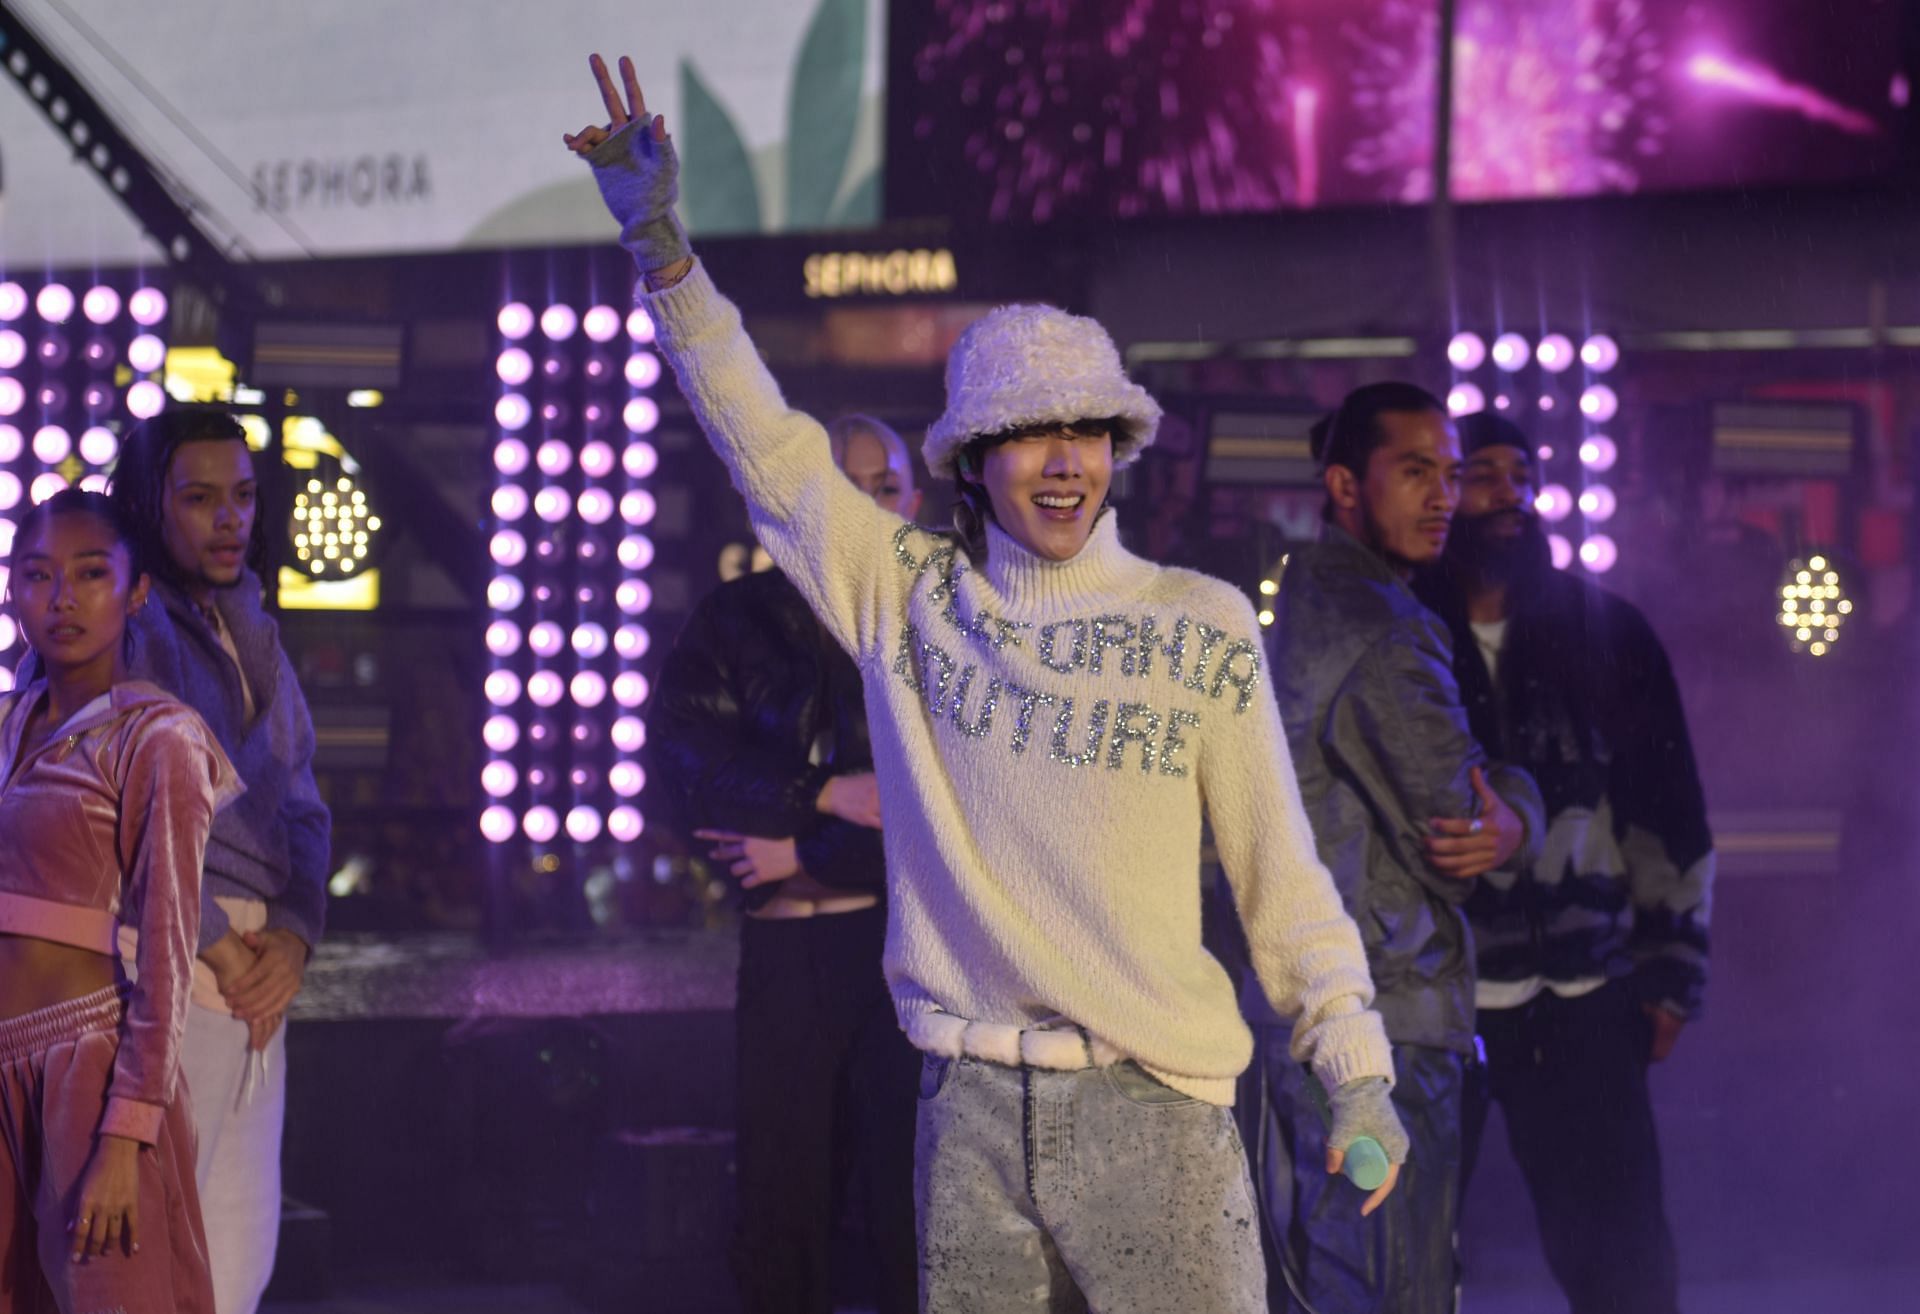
[{"left": 1687, "top": 53, "right": 1880, "bottom": 136}]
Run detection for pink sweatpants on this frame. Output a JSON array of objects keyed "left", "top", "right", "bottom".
[{"left": 0, "top": 987, "right": 214, "bottom": 1314}]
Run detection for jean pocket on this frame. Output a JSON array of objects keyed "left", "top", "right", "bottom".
[
  {"left": 918, "top": 1054, "right": 955, "bottom": 1101},
  {"left": 1104, "top": 1060, "right": 1200, "bottom": 1107}
]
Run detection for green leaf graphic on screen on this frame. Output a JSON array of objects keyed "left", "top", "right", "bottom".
[
  {"left": 829, "top": 169, "right": 880, "bottom": 230},
  {"left": 786, "top": 0, "right": 866, "bottom": 228},
  {"left": 679, "top": 58, "right": 764, "bottom": 234}
]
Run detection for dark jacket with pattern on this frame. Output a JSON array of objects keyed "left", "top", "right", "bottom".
[
  {"left": 1416, "top": 551, "right": 1714, "bottom": 1017},
  {"left": 647, "top": 568, "right": 884, "bottom": 902},
  {"left": 1266, "top": 523, "right": 1543, "bottom": 1053}
]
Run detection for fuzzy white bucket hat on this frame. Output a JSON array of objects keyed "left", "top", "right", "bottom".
[{"left": 923, "top": 304, "right": 1162, "bottom": 480}]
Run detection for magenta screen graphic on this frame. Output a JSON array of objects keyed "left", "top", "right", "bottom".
[{"left": 889, "top": 0, "right": 1909, "bottom": 223}]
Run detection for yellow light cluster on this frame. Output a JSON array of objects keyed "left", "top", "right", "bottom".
[
  {"left": 292, "top": 475, "right": 382, "bottom": 577},
  {"left": 1776, "top": 554, "right": 1853, "bottom": 657}
]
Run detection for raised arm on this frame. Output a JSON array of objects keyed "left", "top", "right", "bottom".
[{"left": 565, "top": 54, "right": 906, "bottom": 658}]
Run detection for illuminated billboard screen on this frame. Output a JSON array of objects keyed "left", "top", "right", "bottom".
[
  {"left": 889, "top": 0, "right": 1909, "bottom": 223},
  {"left": 0, "top": 0, "right": 884, "bottom": 265}
]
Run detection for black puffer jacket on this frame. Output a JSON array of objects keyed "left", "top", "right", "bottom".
[{"left": 647, "top": 568, "right": 884, "bottom": 900}]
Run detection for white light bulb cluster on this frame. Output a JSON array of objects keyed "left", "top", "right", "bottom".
[
  {"left": 483, "top": 296, "right": 657, "bottom": 850},
  {"left": 1777, "top": 555, "right": 1852, "bottom": 658},
  {"left": 292, "top": 472, "right": 382, "bottom": 576},
  {"left": 0, "top": 280, "right": 169, "bottom": 676},
  {"left": 1449, "top": 329, "right": 1622, "bottom": 575}
]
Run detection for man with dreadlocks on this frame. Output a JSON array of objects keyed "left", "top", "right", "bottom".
[{"left": 91, "top": 406, "right": 328, "bottom": 1314}]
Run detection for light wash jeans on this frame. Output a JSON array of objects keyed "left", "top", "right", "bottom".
[
  {"left": 915, "top": 1055, "right": 1266, "bottom": 1313},
  {"left": 180, "top": 1001, "right": 287, "bottom": 1314}
]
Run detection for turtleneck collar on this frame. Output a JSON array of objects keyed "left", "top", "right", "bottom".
[{"left": 979, "top": 512, "right": 1152, "bottom": 617}]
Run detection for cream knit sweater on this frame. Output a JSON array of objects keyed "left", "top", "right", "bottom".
[{"left": 648, "top": 265, "right": 1393, "bottom": 1103}]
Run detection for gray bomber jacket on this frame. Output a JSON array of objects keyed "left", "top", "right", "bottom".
[{"left": 1264, "top": 523, "right": 1543, "bottom": 1054}]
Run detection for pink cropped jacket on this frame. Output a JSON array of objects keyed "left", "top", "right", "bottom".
[{"left": 0, "top": 680, "right": 241, "bottom": 1143}]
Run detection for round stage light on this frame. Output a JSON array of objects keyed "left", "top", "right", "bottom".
[
  {"left": 522, "top": 806, "right": 560, "bottom": 843},
  {"left": 1579, "top": 435, "right": 1618, "bottom": 471},
  {"left": 1548, "top": 533, "right": 1573, "bottom": 571},
  {"left": 497, "top": 302, "right": 535, "bottom": 340},
  {"left": 1446, "top": 383, "right": 1485, "bottom": 416},
  {"left": 483, "top": 714, "right": 520, "bottom": 752},
  {"left": 484, "top": 670, "right": 523, "bottom": 706},
  {"left": 1579, "top": 534, "right": 1618, "bottom": 574},
  {"left": 618, "top": 535, "right": 655, "bottom": 571},
  {"left": 78, "top": 427, "right": 117, "bottom": 466},
  {"left": 609, "top": 806, "right": 645, "bottom": 842},
  {"left": 616, "top": 579, "right": 653, "bottom": 616},
  {"left": 480, "top": 805, "right": 517, "bottom": 844},
  {"left": 127, "top": 334, "right": 166, "bottom": 373},
  {"left": 625, "top": 352, "right": 662, "bottom": 388},
  {"left": 493, "top": 437, "right": 530, "bottom": 475},
  {"left": 1578, "top": 486, "right": 1617, "bottom": 522},
  {"left": 610, "top": 761, "right": 646, "bottom": 797},
  {"left": 1447, "top": 332, "right": 1486, "bottom": 371},
  {"left": 1535, "top": 334, "right": 1574, "bottom": 373},
  {"left": 1579, "top": 385, "right": 1619, "bottom": 422},
  {"left": 0, "top": 331, "right": 24, "bottom": 369},
  {"left": 490, "top": 529, "right": 527, "bottom": 566},
  {"left": 0, "top": 380, "right": 23, "bottom": 417},
  {"left": 567, "top": 806, "right": 604, "bottom": 843},
  {"left": 1580, "top": 335, "right": 1620, "bottom": 372},
  {"left": 528, "top": 621, "right": 565, "bottom": 658},
  {"left": 82, "top": 286, "right": 121, "bottom": 325},
  {"left": 577, "top": 488, "right": 616, "bottom": 525},
  {"left": 580, "top": 441, "right": 617, "bottom": 478},
  {"left": 540, "top": 304, "right": 578, "bottom": 342},
  {"left": 612, "top": 670, "right": 650, "bottom": 708},
  {"left": 127, "top": 381, "right": 167, "bottom": 419},
  {"left": 527, "top": 670, "right": 565, "bottom": 708},
  {"left": 0, "top": 473, "right": 20, "bottom": 511},
  {"left": 623, "top": 441, "right": 659, "bottom": 478},
  {"left": 495, "top": 394, "right": 532, "bottom": 431},
  {"left": 35, "top": 284, "right": 74, "bottom": 322},
  {"left": 1777, "top": 554, "right": 1853, "bottom": 656},
  {"left": 485, "top": 620, "right": 523, "bottom": 656},
  {"left": 612, "top": 716, "right": 647, "bottom": 753},
  {"left": 1492, "top": 333, "right": 1529, "bottom": 372},
  {"left": 128, "top": 287, "right": 168, "bottom": 326},
  {"left": 536, "top": 439, "right": 572, "bottom": 476},
  {"left": 570, "top": 671, "right": 608, "bottom": 708},
  {"left": 487, "top": 574, "right": 525, "bottom": 611},
  {"left": 31, "top": 426, "right": 71, "bottom": 463},
  {"left": 0, "top": 284, "right": 26, "bottom": 321},
  {"left": 584, "top": 305, "right": 622, "bottom": 343},
  {"left": 623, "top": 397, "right": 660, "bottom": 434},
  {"left": 492, "top": 485, "right": 530, "bottom": 521},
  {"left": 496, "top": 347, "right": 533, "bottom": 385},
  {"left": 1535, "top": 484, "right": 1574, "bottom": 522},
  {"left": 627, "top": 308, "right": 656, "bottom": 343},
  {"left": 572, "top": 623, "right": 609, "bottom": 658},
  {"left": 620, "top": 490, "right": 657, "bottom": 526},
  {"left": 534, "top": 486, "right": 571, "bottom": 523},
  {"left": 30, "top": 473, "right": 69, "bottom": 504},
  {"left": 481, "top": 760, "right": 519, "bottom": 798},
  {"left": 614, "top": 625, "right": 650, "bottom": 660}
]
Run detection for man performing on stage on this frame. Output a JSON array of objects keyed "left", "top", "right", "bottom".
[
  {"left": 1258, "top": 384, "right": 1542, "bottom": 1314},
  {"left": 1417, "top": 411, "right": 1713, "bottom": 1314},
  {"left": 567, "top": 53, "right": 1406, "bottom": 1312}
]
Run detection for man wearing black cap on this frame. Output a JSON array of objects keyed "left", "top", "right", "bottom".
[
  {"left": 1256, "top": 383, "right": 1543, "bottom": 1314},
  {"left": 1416, "top": 411, "right": 1712, "bottom": 1314}
]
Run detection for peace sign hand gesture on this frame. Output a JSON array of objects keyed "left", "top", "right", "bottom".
[{"left": 566, "top": 54, "right": 691, "bottom": 278}]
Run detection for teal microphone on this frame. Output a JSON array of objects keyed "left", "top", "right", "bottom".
[{"left": 1303, "top": 1071, "right": 1390, "bottom": 1192}]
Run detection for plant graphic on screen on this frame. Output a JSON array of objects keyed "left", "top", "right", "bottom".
[{"left": 680, "top": 0, "right": 878, "bottom": 233}]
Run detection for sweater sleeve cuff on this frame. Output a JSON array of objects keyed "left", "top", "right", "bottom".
[
  {"left": 100, "top": 1096, "right": 165, "bottom": 1146},
  {"left": 637, "top": 258, "right": 720, "bottom": 335},
  {"left": 1304, "top": 1008, "right": 1395, "bottom": 1091},
  {"left": 264, "top": 902, "right": 318, "bottom": 950},
  {"left": 197, "top": 897, "right": 233, "bottom": 955}
]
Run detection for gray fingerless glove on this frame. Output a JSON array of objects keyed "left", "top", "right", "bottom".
[
  {"left": 584, "top": 115, "right": 691, "bottom": 273},
  {"left": 1327, "top": 1076, "right": 1411, "bottom": 1165}
]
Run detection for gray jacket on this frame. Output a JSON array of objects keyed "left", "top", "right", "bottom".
[{"left": 1264, "top": 523, "right": 1542, "bottom": 1053}]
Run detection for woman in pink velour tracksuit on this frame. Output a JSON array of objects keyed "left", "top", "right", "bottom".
[{"left": 0, "top": 489, "right": 239, "bottom": 1314}]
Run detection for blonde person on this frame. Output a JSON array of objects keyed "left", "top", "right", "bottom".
[
  {"left": 0, "top": 489, "right": 240, "bottom": 1313},
  {"left": 566, "top": 56, "right": 1407, "bottom": 1311}
]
